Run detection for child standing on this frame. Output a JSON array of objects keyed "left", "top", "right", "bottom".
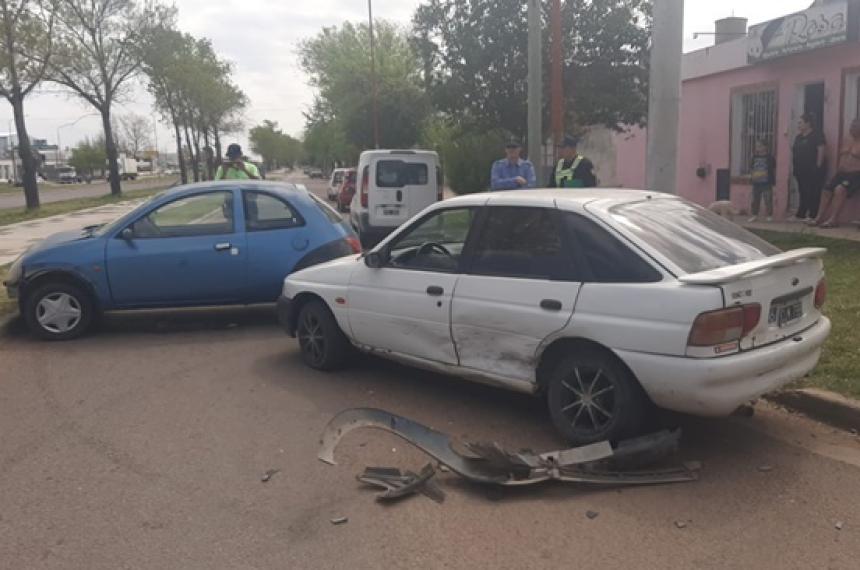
[{"left": 748, "top": 140, "right": 776, "bottom": 222}]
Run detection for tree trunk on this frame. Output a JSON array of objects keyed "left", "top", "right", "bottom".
[
  {"left": 191, "top": 124, "right": 203, "bottom": 181},
  {"left": 102, "top": 108, "right": 121, "bottom": 196},
  {"left": 12, "top": 95, "right": 40, "bottom": 209},
  {"left": 183, "top": 123, "right": 199, "bottom": 182},
  {"left": 214, "top": 129, "right": 222, "bottom": 167},
  {"left": 203, "top": 128, "right": 214, "bottom": 181},
  {"left": 172, "top": 118, "right": 187, "bottom": 185}
]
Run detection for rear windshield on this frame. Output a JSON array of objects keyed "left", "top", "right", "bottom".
[
  {"left": 608, "top": 198, "right": 780, "bottom": 274},
  {"left": 308, "top": 192, "right": 343, "bottom": 224},
  {"left": 332, "top": 172, "right": 344, "bottom": 184},
  {"left": 376, "top": 160, "right": 429, "bottom": 188}
]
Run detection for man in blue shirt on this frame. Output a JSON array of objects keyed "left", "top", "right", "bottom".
[{"left": 490, "top": 138, "right": 537, "bottom": 191}]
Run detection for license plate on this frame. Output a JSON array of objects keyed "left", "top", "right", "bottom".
[
  {"left": 382, "top": 208, "right": 400, "bottom": 216},
  {"left": 769, "top": 300, "right": 803, "bottom": 327}
]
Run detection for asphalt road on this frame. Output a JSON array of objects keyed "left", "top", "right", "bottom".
[
  {"left": 0, "top": 176, "right": 179, "bottom": 210},
  {"left": 1, "top": 308, "right": 860, "bottom": 569}
]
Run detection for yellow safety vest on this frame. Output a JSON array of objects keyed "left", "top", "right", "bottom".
[{"left": 555, "top": 156, "right": 585, "bottom": 188}]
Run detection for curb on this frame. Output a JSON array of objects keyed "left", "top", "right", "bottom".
[{"left": 766, "top": 389, "right": 860, "bottom": 433}]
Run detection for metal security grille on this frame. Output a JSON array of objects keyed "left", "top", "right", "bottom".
[{"left": 737, "top": 90, "right": 777, "bottom": 175}]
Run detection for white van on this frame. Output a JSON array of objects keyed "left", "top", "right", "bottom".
[
  {"left": 327, "top": 168, "right": 347, "bottom": 200},
  {"left": 350, "top": 150, "right": 442, "bottom": 246}
]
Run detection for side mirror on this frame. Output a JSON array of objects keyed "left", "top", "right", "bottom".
[
  {"left": 120, "top": 227, "right": 134, "bottom": 240},
  {"left": 364, "top": 251, "right": 385, "bottom": 269}
]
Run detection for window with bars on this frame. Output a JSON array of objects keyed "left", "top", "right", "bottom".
[{"left": 730, "top": 89, "right": 777, "bottom": 177}]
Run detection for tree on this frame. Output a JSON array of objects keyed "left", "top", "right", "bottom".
[
  {"left": 140, "top": 25, "right": 245, "bottom": 183},
  {"left": 412, "top": 0, "right": 651, "bottom": 136},
  {"left": 299, "top": 21, "right": 429, "bottom": 153},
  {"left": 48, "top": 0, "right": 172, "bottom": 195},
  {"left": 68, "top": 136, "right": 106, "bottom": 177},
  {"left": 0, "top": 0, "right": 54, "bottom": 209},
  {"left": 249, "top": 120, "right": 302, "bottom": 171},
  {"left": 119, "top": 113, "right": 151, "bottom": 158}
]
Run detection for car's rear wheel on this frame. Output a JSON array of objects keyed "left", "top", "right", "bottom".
[
  {"left": 24, "top": 282, "right": 95, "bottom": 341},
  {"left": 296, "top": 300, "right": 350, "bottom": 371},
  {"left": 546, "top": 350, "right": 649, "bottom": 446}
]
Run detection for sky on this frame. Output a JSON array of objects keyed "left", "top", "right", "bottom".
[{"left": 4, "top": 0, "right": 812, "bottom": 156}]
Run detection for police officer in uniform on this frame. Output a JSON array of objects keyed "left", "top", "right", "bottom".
[{"left": 548, "top": 135, "right": 596, "bottom": 188}]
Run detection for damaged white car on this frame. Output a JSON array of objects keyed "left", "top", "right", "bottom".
[{"left": 278, "top": 189, "right": 831, "bottom": 444}]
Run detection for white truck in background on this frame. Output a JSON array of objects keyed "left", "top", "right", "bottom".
[{"left": 107, "top": 154, "right": 139, "bottom": 181}]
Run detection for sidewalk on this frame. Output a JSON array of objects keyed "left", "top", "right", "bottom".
[
  {"left": 0, "top": 200, "right": 143, "bottom": 265},
  {"left": 743, "top": 219, "right": 860, "bottom": 243}
]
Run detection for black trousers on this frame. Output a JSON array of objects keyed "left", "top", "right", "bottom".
[{"left": 795, "top": 171, "right": 822, "bottom": 219}]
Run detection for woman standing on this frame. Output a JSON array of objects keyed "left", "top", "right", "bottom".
[{"left": 790, "top": 114, "right": 827, "bottom": 222}]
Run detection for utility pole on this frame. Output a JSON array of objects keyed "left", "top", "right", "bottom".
[
  {"left": 550, "top": 0, "right": 564, "bottom": 153},
  {"left": 646, "top": 0, "right": 684, "bottom": 194},
  {"left": 368, "top": 0, "right": 380, "bottom": 149},
  {"left": 527, "top": 0, "right": 543, "bottom": 177}
]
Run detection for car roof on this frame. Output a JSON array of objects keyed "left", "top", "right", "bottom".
[
  {"left": 155, "top": 180, "right": 307, "bottom": 200},
  {"left": 359, "top": 149, "right": 439, "bottom": 159},
  {"left": 440, "top": 187, "right": 675, "bottom": 213}
]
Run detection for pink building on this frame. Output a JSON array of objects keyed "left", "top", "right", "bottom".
[{"left": 615, "top": 0, "right": 860, "bottom": 221}]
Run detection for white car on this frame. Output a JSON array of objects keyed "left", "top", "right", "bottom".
[
  {"left": 350, "top": 149, "right": 442, "bottom": 247},
  {"left": 277, "top": 189, "right": 831, "bottom": 444},
  {"left": 327, "top": 168, "right": 347, "bottom": 200}
]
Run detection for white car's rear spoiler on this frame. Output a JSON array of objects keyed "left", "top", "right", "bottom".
[{"left": 678, "top": 248, "right": 826, "bottom": 285}]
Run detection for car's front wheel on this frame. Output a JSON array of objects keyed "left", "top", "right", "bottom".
[
  {"left": 24, "top": 282, "right": 95, "bottom": 341},
  {"left": 296, "top": 300, "right": 350, "bottom": 371},
  {"left": 546, "top": 350, "right": 649, "bottom": 446}
]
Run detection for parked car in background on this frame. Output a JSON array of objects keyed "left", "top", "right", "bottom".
[
  {"left": 279, "top": 189, "right": 831, "bottom": 444},
  {"left": 336, "top": 168, "right": 357, "bottom": 213},
  {"left": 4, "top": 181, "right": 360, "bottom": 340},
  {"left": 309, "top": 168, "right": 325, "bottom": 179},
  {"left": 327, "top": 168, "right": 347, "bottom": 200},
  {"left": 350, "top": 149, "right": 442, "bottom": 247}
]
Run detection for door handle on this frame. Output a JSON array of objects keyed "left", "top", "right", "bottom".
[
  {"left": 426, "top": 286, "right": 444, "bottom": 297},
  {"left": 540, "top": 299, "right": 563, "bottom": 311},
  {"left": 396, "top": 190, "right": 403, "bottom": 202},
  {"left": 214, "top": 242, "right": 232, "bottom": 252}
]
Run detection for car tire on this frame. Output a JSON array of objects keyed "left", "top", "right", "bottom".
[
  {"left": 296, "top": 300, "right": 350, "bottom": 371},
  {"left": 546, "top": 350, "right": 649, "bottom": 446},
  {"left": 24, "top": 282, "right": 95, "bottom": 341}
]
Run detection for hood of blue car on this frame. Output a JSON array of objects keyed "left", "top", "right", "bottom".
[{"left": 27, "top": 228, "right": 97, "bottom": 255}]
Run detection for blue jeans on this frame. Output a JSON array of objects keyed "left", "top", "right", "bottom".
[{"left": 751, "top": 184, "right": 773, "bottom": 216}]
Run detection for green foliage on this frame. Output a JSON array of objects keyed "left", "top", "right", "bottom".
[
  {"left": 68, "top": 137, "right": 106, "bottom": 175},
  {"left": 412, "top": 0, "right": 651, "bottom": 135},
  {"left": 249, "top": 121, "right": 303, "bottom": 170},
  {"left": 299, "top": 21, "right": 429, "bottom": 159},
  {"left": 420, "top": 118, "right": 509, "bottom": 195}
]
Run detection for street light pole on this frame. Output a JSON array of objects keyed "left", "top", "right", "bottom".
[
  {"left": 550, "top": 0, "right": 564, "bottom": 154},
  {"left": 527, "top": 0, "right": 543, "bottom": 176},
  {"left": 368, "top": 0, "right": 380, "bottom": 149},
  {"left": 646, "top": 0, "right": 684, "bottom": 194}
]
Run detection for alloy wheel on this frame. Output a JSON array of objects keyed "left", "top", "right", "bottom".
[
  {"left": 558, "top": 367, "right": 617, "bottom": 436},
  {"left": 298, "top": 311, "right": 325, "bottom": 366}
]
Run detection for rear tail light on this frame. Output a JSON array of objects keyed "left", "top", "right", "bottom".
[
  {"left": 345, "top": 236, "right": 362, "bottom": 254},
  {"left": 814, "top": 278, "right": 827, "bottom": 309},
  {"left": 688, "top": 304, "right": 760, "bottom": 349},
  {"left": 360, "top": 169, "right": 369, "bottom": 208}
]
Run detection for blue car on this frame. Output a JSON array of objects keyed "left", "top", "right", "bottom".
[{"left": 4, "top": 181, "right": 361, "bottom": 340}]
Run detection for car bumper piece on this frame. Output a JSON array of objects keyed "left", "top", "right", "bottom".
[{"left": 276, "top": 295, "right": 294, "bottom": 336}]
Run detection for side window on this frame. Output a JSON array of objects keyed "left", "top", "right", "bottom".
[
  {"left": 132, "top": 191, "right": 234, "bottom": 238},
  {"left": 564, "top": 213, "right": 661, "bottom": 283},
  {"left": 243, "top": 191, "right": 305, "bottom": 231},
  {"left": 376, "top": 160, "right": 429, "bottom": 188},
  {"left": 470, "top": 207, "right": 568, "bottom": 280},
  {"left": 387, "top": 208, "right": 475, "bottom": 272}
]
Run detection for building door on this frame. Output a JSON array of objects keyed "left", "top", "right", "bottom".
[
  {"left": 804, "top": 83, "right": 825, "bottom": 127},
  {"left": 788, "top": 82, "right": 826, "bottom": 214}
]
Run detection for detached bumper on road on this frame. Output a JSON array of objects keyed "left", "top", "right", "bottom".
[
  {"left": 277, "top": 295, "right": 295, "bottom": 336},
  {"left": 619, "top": 317, "right": 832, "bottom": 417}
]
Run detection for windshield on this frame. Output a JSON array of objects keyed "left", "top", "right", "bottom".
[{"left": 607, "top": 198, "right": 781, "bottom": 275}]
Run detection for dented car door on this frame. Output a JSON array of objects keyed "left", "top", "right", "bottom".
[{"left": 452, "top": 206, "right": 578, "bottom": 382}]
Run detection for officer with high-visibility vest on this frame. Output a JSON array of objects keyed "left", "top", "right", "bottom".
[{"left": 548, "top": 135, "right": 596, "bottom": 188}]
